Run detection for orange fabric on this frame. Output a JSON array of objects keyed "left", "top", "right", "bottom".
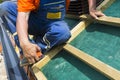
[
  {"left": 17, "top": 0, "right": 40, "bottom": 12},
  {"left": 17, "top": 0, "right": 70, "bottom": 12}
]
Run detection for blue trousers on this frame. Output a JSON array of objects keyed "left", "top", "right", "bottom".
[{"left": 0, "top": 1, "right": 71, "bottom": 53}]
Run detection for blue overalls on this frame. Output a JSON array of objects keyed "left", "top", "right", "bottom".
[{"left": 0, "top": 0, "right": 71, "bottom": 53}]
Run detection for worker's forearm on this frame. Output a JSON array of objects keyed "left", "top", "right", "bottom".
[
  {"left": 88, "top": 0, "right": 96, "bottom": 11},
  {"left": 16, "top": 12, "right": 30, "bottom": 46}
]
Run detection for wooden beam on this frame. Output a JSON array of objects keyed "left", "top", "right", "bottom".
[
  {"left": 32, "top": 67, "right": 47, "bottom": 80},
  {"left": 96, "top": 0, "right": 115, "bottom": 11},
  {"left": 68, "top": 20, "right": 91, "bottom": 43},
  {"left": 63, "top": 44, "right": 120, "bottom": 80},
  {"left": 80, "top": 14, "right": 120, "bottom": 27}
]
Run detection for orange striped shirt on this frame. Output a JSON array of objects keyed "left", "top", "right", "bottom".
[{"left": 17, "top": 0, "right": 70, "bottom": 12}]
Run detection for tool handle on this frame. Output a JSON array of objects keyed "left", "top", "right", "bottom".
[
  {"left": 0, "top": 43, "right": 2, "bottom": 53},
  {"left": 36, "top": 51, "right": 42, "bottom": 57}
]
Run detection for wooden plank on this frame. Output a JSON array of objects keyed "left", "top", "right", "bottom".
[
  {"left": 63, "top": 44, "right": 120, "bottom": 80},
  {"left": 80, "top": 14, "right": 120, "bottom": 27},
  {"left": 96, "top": 0, "right": 115, "bottom": 11},
  {"left": 32, "top": 67, "right": 47, "bottom": 80},
  {"left": 68, "top": 20, "right": 91, "bottom": 43}
]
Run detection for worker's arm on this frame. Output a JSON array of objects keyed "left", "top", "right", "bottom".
[
  {"left": 16, "top": 12, "right": 29, "bottom": 45},
  {"left": 16, "top": 12, "right": 40, "bottom": 63},
  {"left": 88, "top": 0, "right": 105, "bottom": 19}
]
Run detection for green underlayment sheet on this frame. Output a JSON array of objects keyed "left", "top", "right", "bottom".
[
  {"left": 103, "top": 0, "right": 120, "bottom": 17},
  {"left": 41, "top": 50, "right": 109, "bottom": 80},
  {"left": 70, "top": 0, "right": 120, "bottom": 71},
  {"left": 64, "top": 18, "right": 80, "bottom": 29},
  {"left": 70, "top": 23, "right": 120, "bottom": 71},
  {"left": 41, "top": 1, "right": 120, "bottom": 80}
]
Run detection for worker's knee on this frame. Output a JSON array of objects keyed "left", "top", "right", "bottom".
[
  {"left": 50, "top": 21, "right": 71, "bottom": 42},
  {"left": 59, "top": 28, "right": 71, "bottom": 42},
  {"left": 57, "top": 23, "right": 71, "bottom": 42},
  {"left": 51, "top": 26, "right": 71, "bottom": 44}
]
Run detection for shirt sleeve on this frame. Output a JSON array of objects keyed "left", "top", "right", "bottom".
[{"left": 17, "top": 0, "right": 39, "bottom": 12}]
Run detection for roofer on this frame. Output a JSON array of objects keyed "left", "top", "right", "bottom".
[{"left": 0, "top": 0, "right": 105, "bottom": 63}]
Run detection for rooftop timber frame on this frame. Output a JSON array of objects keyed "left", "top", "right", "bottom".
[
  {"left": 32, "top": 0, "right": 120, "bottom": 80},
  {"left": 80, "top": 14, "right": 120, "bottom": 27}
]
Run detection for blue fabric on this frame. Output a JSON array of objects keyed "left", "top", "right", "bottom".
[
  {"left": 39, "top": 0, "right": 66, "bottom": 21},
  {"left": 0, "top": 1, "right": 17, "bottom": 34},
  {"left": 0, "top": 1, "right": 71, "bottom": 53},
  {"left": 0, "top": 1, "right": 21, "bottom": 51},
  {"left": 28, "top": 0, "right": 66, "bottom": 35},
  {"left": 34, "top": 21, "right": 71, "bottom": 53}
]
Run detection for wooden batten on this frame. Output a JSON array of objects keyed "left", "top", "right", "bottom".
[
  {"left": 96, "top": 0, "right": 115, "bottom": 11},
  {"left": 32, "top": 67, "right": 47, "bottom": 80},
  {"left": 68, "top": 20, "right": 91, "bottom": 43},
  {"left": 80, "top": 14, "right": 120, "bottom": 27},
  {"left": 64, "top": 44, "right": 120, "bottom": 80}
]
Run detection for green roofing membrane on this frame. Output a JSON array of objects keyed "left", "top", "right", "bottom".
[
  {"left": 64, "top": 17, "right": 80, "bottom": 30},
  {"left": 103, "top": 0, "right": 120, "bottom": 17},
  {"left": 70, "top": 23, "right": 120, "bottom": 71},
  {"left": 70, "top": 0, "right": 120, "bottom": 71},
  {"left": 41, "top": 1, "right": 120, "bottom": 80},
  {"left": 41, "top": 50, "right": 109, "bottom": 80}
]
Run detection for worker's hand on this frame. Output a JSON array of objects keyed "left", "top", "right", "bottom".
[
  {"left": 89, "top": 10, "right": 105, "bottom": 19},
  {"left": 21, "top": 41, "right": 41, "bottom": 63}
]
